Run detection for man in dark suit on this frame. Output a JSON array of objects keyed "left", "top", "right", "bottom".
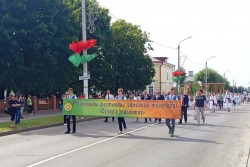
[
  {"left": 153, "top": 90, "right": 164, "bottom": 123},
  {"left": 178, "top": 90, "right": 189, "bottom": 124},
  {"left": 141, "top": 90, "right": 151, "bottom": 123}
]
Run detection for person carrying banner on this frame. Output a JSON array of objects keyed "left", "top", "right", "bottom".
[
  {"left": 116, "top": 88, "right": 127, "bottom": 134},
  {"left": 65, "top": 88, "right": 77, "bottom": 134},
  {"left": 153, "top": 90, "right": 164, "bottom": 123},
  {"left": 165, "top": 87, "right": 178, "bottom": 137},
  {"left": 141, "top": 90, "right": 151, "bottom": 123},
  {"left": 104, "top": 90, "right": 115, "bottom": 122}
]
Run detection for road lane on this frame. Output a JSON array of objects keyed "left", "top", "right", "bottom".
[{"left": 0, "top": 104, "right": 250, "bottom": 167}]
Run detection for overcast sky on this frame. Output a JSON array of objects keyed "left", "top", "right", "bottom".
[{"left": 98, "top": 0, "right": 250, "bottom": 87}]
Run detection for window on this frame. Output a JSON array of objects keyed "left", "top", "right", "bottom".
[{"left": 149, "top": 86, "right": 154, "bottom": 95}]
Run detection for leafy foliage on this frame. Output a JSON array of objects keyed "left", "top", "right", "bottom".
[
  {"left": 194, "top": 68, "right": 230, "bottom": 89},
  {"left": 0, "top": 0, "right": 155, "bottom": 97}
]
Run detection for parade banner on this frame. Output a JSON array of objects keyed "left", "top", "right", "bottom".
[{"left": 63, "top": 99, "right": 181, "bottom": 119}]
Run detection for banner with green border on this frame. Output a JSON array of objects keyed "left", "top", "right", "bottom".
[{"left": 63, "top": 99, "right": 181, "bottom": 119}]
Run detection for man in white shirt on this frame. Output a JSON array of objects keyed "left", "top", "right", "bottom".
[
  {"left": 104, "top": 90, "right": 115, "bottom": 122},
  {"left": 65, "top": 88, "right": 77, "bottom": 134},
  {"left": 165, "top": 87, "right": 178, "bottom": 137},
  {"left": 116, "top": 88, "right": 127, "bottom": 134}
]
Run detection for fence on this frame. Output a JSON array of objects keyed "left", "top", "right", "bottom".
[{"left": 0, "top": 96, "right": 60, "bottom": 113}]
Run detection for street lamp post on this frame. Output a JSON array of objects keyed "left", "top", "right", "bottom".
[
  {"left": 232, "top": 77, "right": 237, "bottom": 93},
  {"left": 205, "top": 56, "right": 215, "bottom": 87},
  {"left": 177, "top": 36, "right": 192, "bottom": 91},
  {"left": 223, "top": 69, "right": 230, "bottom": 92}
]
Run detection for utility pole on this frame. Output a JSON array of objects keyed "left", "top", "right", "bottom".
[
  {"left": 81, "top": 0, "right": 88, "bottom": 99},
  {"left": 177, "top": 36, "right": 192, "bottom": 92},
  {"left": 205, "top": 56, "right": 215, "bottom": 87},
  {"left": 223, "top": 69, "right": 230, "bottom": 93},
  {"left": 177, "top": 45, "right": 180, "bottom": 92}
]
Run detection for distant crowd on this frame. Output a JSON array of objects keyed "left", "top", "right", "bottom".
[{"left": 62, "top": 87, "right": 249, "bottom": 137}]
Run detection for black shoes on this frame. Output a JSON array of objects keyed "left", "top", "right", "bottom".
[
  {"left": 171, "top": 132, "right": 174, "bottom": 137},
  {"left": 65, "top": 131, "right": 76, "bottom": 134}
]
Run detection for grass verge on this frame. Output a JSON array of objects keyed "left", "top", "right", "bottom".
[{"left": 0, "top": 116, "right": 63, "bottom": 133}]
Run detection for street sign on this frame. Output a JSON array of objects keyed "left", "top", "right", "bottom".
[{"left": 79, "top": 75, "right": 90, "bottom": 80}]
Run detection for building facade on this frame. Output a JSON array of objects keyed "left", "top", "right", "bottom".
[{"left": 147, "top": 57, "right": 175, "bottom": 95}]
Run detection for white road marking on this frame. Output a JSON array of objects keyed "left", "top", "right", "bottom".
[{"left": 26, "top": 124, "right": 156, "bottom": 167}]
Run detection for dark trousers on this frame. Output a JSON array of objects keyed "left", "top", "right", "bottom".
[
  {"left": 28, "top": 105, "right": 33, "bottom": 114},
  {"left": 145, "top": 118, "right": 151, "bottom": 122},
  {"left": 166, "top": 119, "right": 175, "bottom": 132},
  {"left": 155, "top": 118, "right": 161, "bottom": 123},
  {"left": 64, "top": 115, "right": 67, "bottom": 124},
  {"left": 15, "top": 109, "right": 21, "bottom": 124},
  {"left": 118, "top": 117, "right": 126, "bottom": 131},
  {"left": 104, "top": 117, "right": 114, "bottom": 122},
  {"left": 179, "top": 106, "right": 188, "bottom": 123},
  {"left": 67, "top": 115, "right": 76, "bottom": 132},
  {"left": 10, "top": 110, "right": 16, "bottom": 121},
  {"left": 219, "top": 100, "right": 223, "bottom": 109}
]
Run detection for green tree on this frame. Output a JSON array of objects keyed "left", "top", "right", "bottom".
[
  {"left": 0, "top": 0, "right": 155, "bottom": 97},
  {"left": 107, "top": 20, "right": 155, "bottom": 92},
  {"left": 194, "top": 68, "right": 230, "bottom": 90},
  {"left": 0, "top": 0, "right": 83, "bottom": 97}
]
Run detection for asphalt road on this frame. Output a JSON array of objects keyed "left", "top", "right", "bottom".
[{"left": 0, "top": 104, "right": 250, "bottom": 167}]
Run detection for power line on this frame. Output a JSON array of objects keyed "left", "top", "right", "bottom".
[
  {"left": 151, "top": 41, "right": 177, "bottom": 50},
  {"left": 186, "top": 57, "right": 204, "bottom": 66},
  {"left": 107, "top": 11, "right": 177, "bottom": 51},
  {"left": 109, "top": 12, "right": 119, "bottom": 20}
]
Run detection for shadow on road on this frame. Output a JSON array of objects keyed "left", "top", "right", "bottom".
[{"left": 120, "top": 133, "right": 222, "bottom": 144}]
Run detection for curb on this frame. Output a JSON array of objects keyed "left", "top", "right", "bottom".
[{"left": 0, "top": 117, "right": 102, "bottom": 137}]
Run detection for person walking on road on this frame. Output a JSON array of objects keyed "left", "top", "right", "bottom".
[
  {"left": 104, "top": 90, "right": 115, "bottom": 122},
  {"left": 209, "top": 92, "right": 217, "bottom": 113},
  {"left": 134, "top": 92, "right": 141, "bottom": 122},
  {"left": 194, "top": 90, "right": 206, "bottom": 124},
  {"left": 178, "top": 89, "right": 189, "bottom": 124},
  {"left": 165, "top": 87, "right": 178, "bottom": 137},
  {"left": 153, "top": 90, "right": 164, "bottom": 123},
  {"left": 116, "top": 88, "right": 127, "bottom": 134},
  {"left": 224, "top": 90, "right": 232, "bottom": 112},
  {"left": 65, "top": 88, "right": 77, "bottom": 134},
  {"left": 141, "top": 90, "right": 151, "bottom": 123},
  {"left": 217, "top": 91, "right": 224, "bottom": 109}
]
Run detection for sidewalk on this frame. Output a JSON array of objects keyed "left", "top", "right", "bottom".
[{"left": 0, "top": 109, "right": 62, "bottom": 123}]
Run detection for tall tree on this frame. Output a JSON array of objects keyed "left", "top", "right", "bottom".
[
  {"left": 194, "top": 68, "right": 230, "bottom": 89},
  {"left": 108, "top": 20, "right": 155, "bottom": 92},
  {"left": 0, "top": 0, "right": 81, "bottom": 97}
]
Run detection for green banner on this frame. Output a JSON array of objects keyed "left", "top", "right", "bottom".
[{"left": 62, "top": 99, "right": 181, "bottom": 119}]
